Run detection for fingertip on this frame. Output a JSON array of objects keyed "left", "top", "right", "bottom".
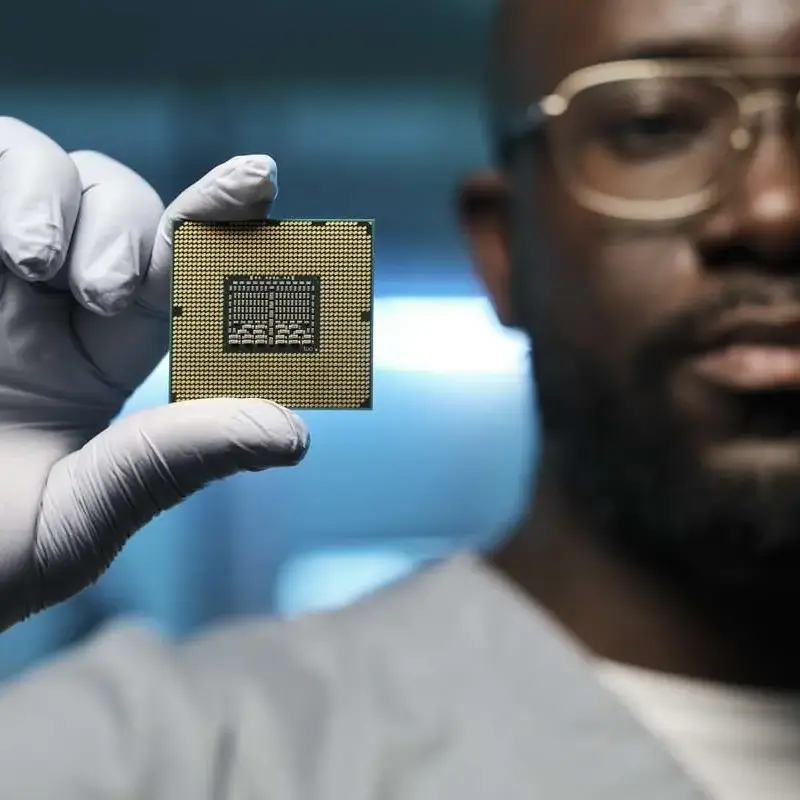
[
  {"left": 288, "top": 429, "right": 311, "bottom": 465},
  {"left": 233, "top": 152, "right": 277, "bottom": 176},
  {"left": 1, "top": 228, "right": 64, "bottom": 281},
  {"left": 214, "top": 153, "right": 279, "bottom": 205},
  {"left": 256, "top": 399, "right": 309, "bottom": 462},
  {"left": 286, "top": 409, "right": 310, "bottom": 464},
  {"left": 285, "top": 406, "right": 308, "bottom": 440}
]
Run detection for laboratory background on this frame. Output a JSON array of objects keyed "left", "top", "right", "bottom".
[{"left": 0, "top": 0, "right": 533, "bottom": 678}]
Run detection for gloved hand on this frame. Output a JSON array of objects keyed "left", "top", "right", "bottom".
[{"left": 0, "top": 117, "right": 309, "bottom": 630}]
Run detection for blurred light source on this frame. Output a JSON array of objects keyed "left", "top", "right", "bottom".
[
  {"left": 273, "top": 543, "right": 448, "bottom": 615},
  {"left": 374, "top": 297, "right": 527, "bottom": 374}
]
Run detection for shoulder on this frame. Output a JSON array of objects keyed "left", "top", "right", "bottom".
[
  {"left": 180, "top": 552, "right": 497, "bottom": 690},
  {"left": 167, "top": 552, "right": 523, "bottom": 740}
]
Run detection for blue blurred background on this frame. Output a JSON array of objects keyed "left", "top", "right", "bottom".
[{"left": 0, "top": 0, "right": 535, "bottom": 678}]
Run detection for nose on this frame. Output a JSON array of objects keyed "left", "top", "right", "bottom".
[{"left": 699, "top": 130, "right": 800, "bottom": 269}]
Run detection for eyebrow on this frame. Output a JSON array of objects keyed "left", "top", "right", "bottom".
[{"left": 600, "top": 39, "right": 734, "bottom": 63}]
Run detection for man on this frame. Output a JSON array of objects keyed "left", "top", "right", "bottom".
[{"left": 0, "top": 0, "right": 798, "bottom": 796}]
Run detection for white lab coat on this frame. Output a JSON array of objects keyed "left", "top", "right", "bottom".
[{"left": 0, "top": 554, "right": 709, "bottom": 799}]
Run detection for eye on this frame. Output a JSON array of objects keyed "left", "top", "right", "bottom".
[{"left": 599, "top": 110, "right": 708, "bottom": 159}]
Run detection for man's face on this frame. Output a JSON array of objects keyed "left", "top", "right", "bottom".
[{"left": 462, "top": 0, "right": 800, "bottom": 588}]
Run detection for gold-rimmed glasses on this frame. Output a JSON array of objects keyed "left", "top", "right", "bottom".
[{"left": 499, "top": 59, "right": 800, "bottom": 222}]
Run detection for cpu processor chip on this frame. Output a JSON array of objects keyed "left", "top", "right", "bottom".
[{"left": 170, "top": 219, "right": 373, "bottom": 409}]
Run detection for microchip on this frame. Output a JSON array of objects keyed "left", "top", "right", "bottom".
[{"left": 170, "top": 219, "right": 373, "bottom": 409}]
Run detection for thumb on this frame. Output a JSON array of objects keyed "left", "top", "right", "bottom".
[{"left": 33, "top": 398, "right": 309, "bottom": 609}]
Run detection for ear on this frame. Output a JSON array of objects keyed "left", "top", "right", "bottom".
[{"left": 457, "top": 169, "right": 517, "bottom": 326}]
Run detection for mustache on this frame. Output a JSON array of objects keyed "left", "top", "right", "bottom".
[{"left": 637, "top": 278, "right": 800, "bottom": 381}]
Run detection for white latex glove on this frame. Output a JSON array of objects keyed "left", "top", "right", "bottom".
[{"left": 0, "top": 118, "right": 310, "bottom": 630}]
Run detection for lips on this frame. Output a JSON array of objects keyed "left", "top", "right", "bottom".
[
  {"left": 687, "top": 308, "right": 800, "bottom": 391},
  {"left": 691, "top": 345, "right": 800, "bottom": 390}
]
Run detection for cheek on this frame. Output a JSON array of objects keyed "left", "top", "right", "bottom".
[
  {"left": 593, "top": 235, "right": 700, "bottom": 356},
  {"left": 525, "top": 204, "right": 703, "bottom": 379}
]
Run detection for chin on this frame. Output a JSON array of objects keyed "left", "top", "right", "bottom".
[{"left": 666, "top": 442, "right": 800, "bottom": 591}]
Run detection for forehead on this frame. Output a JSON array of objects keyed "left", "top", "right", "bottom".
[{"left": 515, "top": 0, "right": 800, "bottom": 94}]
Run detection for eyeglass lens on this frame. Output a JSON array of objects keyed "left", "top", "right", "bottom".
[{"left": 556, "top": 76, "right": 746, "bottom": 202}]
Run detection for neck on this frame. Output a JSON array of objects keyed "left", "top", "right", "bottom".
[{"left": 488, "top": 457, "right": 800, "bottom": 690}]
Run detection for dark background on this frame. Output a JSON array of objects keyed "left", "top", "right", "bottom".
[{"left": 0, "top": 0, "right": 535, "bottom": 677}]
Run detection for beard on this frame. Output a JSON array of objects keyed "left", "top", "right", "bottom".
[{"left": 531, "top": 283, "right": 800, "bottom": 599}]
